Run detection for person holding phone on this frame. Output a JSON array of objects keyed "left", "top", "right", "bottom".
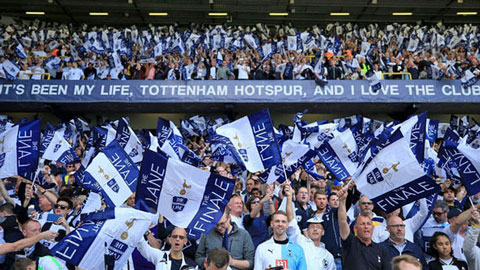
[{"left": 39, "top": 197, "right": 72, "bottom": 249}]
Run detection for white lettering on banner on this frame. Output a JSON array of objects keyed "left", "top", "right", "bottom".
[
  {"left": 235, "top": 85, "right": 303, "bottom": 96},
  {"left": 375, "top": 180, "right": 435, "bottom": 211},
  {"left": 442, "top": 85, "right": 480, "bottom": 96},
  {"left": 31, "top": 84, "right": 67, "bottom": 95},
  {"left": 158, "top": 125, "right": 170, "bottom": 145},
  {"left": 17, "top": 130, "right": 33, "bottom": 168},
  {"left": 0, "top": 84, "right": 25, "bottom": 95},
  {"left": 55, "top": 220, "right": 104, "bottom": 261},
  {"left": 117, "top": 126, "right": 130, "bottom": 148},
  {"left": 192, "top": 180, "right": 230, "bottom": 233},
  {"left": 447, "top": 149, "right": 480, "bottom": 186},
  {"left": 405, "top": 85, "right": 435, "bottom": 96},
  {"left": 313, "top": 85, "right": 344, "bottom": 95},
  {"left": 73, "top": 85, "right": 95, "bottom": 95},
  {"left": 100, "top": 85, "right": 131, "bottom": 96},
  {"left": 143, "top": 163, "right": 165, "bottom": 205},
  {"left": 252, "top": 123, "right": 273, "bottom": 162},
  {"left": 409, "top": 123, "right": 423, "bottom": 152},
  {"left": 317, "top": 146, "right": 348, "bottom": 180},
  {"left": 109, "top": 153, "right": 131, "bottom": 182}
]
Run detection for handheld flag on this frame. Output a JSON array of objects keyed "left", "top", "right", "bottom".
[
  {"left": 136, "top": 150, "right": 235, "bottom": 239},
  {"left": 78, "top": 141, "right": 138, "bottom": 207},
  {"left": 51, "top": 207, "right": 156, "bottom": 270},
  {"left": 216, "top": 109, "right": 282, "bottom": 173},
  {"left": 0, "top": 120, "right": 40, "bottom": 180}
]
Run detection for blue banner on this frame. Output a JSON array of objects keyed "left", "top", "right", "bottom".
[{"left": 0, "top": 80, "right": 479, "bottom": 103}]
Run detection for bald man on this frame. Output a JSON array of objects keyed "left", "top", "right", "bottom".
[{"left": 136, "top": 227, "right": 196, "bottom": 270}]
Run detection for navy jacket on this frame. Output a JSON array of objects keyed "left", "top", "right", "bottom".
[{"left": 380, "top": 238, "right": 427, "bottom": 270}]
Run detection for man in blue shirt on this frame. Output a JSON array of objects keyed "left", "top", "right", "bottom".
[{"left": 254, "top": 210, "right": 307, "bottom": 270}]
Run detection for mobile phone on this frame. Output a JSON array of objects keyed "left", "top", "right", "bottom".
[
  {"left": 46, "top": 214, "right": 62, "bottom": 222},
  {"left": 270, "top": 267, "right": 284, "bottom": 270}
]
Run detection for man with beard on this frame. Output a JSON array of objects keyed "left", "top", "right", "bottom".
[
  {"left": 337, "top": 187, "right": 389, "bottom": 270},
  {"left": 254, "top": 210, "right": 306, "bottom": 270}
]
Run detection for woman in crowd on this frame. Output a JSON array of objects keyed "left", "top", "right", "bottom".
[{"left": 428, "top": 231, "right": 469, "bottom": 270}]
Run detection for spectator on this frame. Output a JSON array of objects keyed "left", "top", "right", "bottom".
[
  {"left": 204, "top": 248, "right": 230, "bottom": 270},
  {"left": 195, "top": 211, "right": 254, "bottom": 270},
  {"left": 67, "top": 62, "right": 84, "bottom": 80},
  {"left": 295, "top": 186, "right": 311, "bottom": 231},
  {"left": 337, "top": 187, "right": 390, "bottom": 270},
  {"left": 284, "top": 184, "right": 336, "bottom": 270},
  {"left": 216, "top": 61, "right": 232, "bottom": 80},
  {"left": 228, "top": 194, "right": 245, "bottom": 230},
  {"left": 311, "top": 191, "right": 328, "bottom": 219},
  {"left": 379, "top": 216, "right": 427, "bottom": 269},
  {"left": 136, "top": 227, "right": 197, "bottom": 270},
  {"left": 463, "top": 207, "right": 480, "bottom": 269},
  {"left": 254, "top": 210, "right": 307, "bottom": 270},
  {"left": 391, "top": 255, "right": 422, "bottom": 270},
  {"left": 244, "top": 191, "right": 274, "bottom": 248},
  {"left": 427, "top": 232, "right": 468, "bottom": 270}
]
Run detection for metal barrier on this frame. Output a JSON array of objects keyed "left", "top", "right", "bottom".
[
  {"left": 382, "top": 72, "right": 412, "bottom": 80},
  {"left": 21, "top": 72, "right": 51, "bottom": 80}
]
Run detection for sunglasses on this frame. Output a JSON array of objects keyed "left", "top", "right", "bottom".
[
  {"left": 433, "top": 211, "right": 445, "bottom": 216},
  {"left": 251, "top": 200, "right": 261, "bottom": 205},
  {"left": 54, "top": 204, "right": 68, "bottom": 210},
  {"left": 170, "top": 235, "right": 186, "bottom": 240}
]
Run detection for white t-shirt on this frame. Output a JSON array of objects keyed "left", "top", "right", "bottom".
[
  {"left": 68, "top": 68, "right": 84, "bottom": 80},
  {"left": 237, "top": 64, "right": 250, "bottom": 79}
]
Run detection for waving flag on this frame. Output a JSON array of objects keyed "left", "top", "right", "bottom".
[
  {"left": 79, "top": 141, "right": 138, "bottom": 207},
  {"left": 42, "top": 130, "right": 78, "bottom": 164},
  {"left": 115, "top": 118, "right": 143, "bottom": 163},
  {"left": 136, "top": 150, "right": 235, "bottom": 239},
  {"left": 216, "top": 109, "right": 282, "bottom": 173},
  {"left": 157, "top": 117, "right": 184, "bottom": 159},
  {"left": 39, "top": 122, "right": 56, "bottom": 156},
  {"left": 33, "top": 169, "right": 56, "bottom": 189},
  {"left": 443, "top": 136, "right": 480, "bottom": 195},
  {"left": 258, "top": 140, "right": 316, "bottom": 184},
  {"left": 317, "top": 128, "right": 359, "bottom": 181},
  {"left": 355, "top": 132, "right": 439, "bottom": 213},
  {"left": 2, "top": 60, "right": 20, "bottom": 80},
  {"left": 0, "top": 120, "right": 40, "bottom": 180},
  {"left": 15, "top": 43, "right": 27, "bottom": 59},
  {"left": 51, "top": 208, "right": 156, "bottom": 270}
]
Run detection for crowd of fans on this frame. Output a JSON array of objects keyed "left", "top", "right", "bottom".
[
  {"left": 0, "top": 112, "right": 478, "bottom": 270},
  {"left": 0, "top": 19, "right": 480, "bottom": 82}
]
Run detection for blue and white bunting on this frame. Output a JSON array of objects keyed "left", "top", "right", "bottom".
[
  {"left": 136, "top": 150, "right": 235, "bottom": 239},
  {"left": 216, "top": 109, "right": 282, "bottom": 173}
]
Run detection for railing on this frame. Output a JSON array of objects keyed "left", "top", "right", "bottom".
[
  {"left": 21, "top": 72, "right": 51, "bottom": 80},
  {"left": 382, "top": 72, "right": 412, "bottom": 80}
]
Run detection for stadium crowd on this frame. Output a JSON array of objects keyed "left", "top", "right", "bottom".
[
  {"left": 0, "top": 20, "right": 480, "bottom": 83},
  {"left": 0, "top": 112, "right": 478, "bottom": 270}
]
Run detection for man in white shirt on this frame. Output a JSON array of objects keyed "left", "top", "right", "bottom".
[
  {"left": 284, "top": 184, "right": 336, "bottom": 270},
  {"left": 67, "top": 62, "right": 84, "bottom": 80},
  {"left": 236, "top": 59, "right": 250, "bottom": 80}
]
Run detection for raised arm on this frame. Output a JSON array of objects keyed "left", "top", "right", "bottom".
[{"left": 337, "top": 187, "right": 350, "bottom": 240}]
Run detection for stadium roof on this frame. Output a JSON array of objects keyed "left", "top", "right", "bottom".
[{"left": 2, "top": 0, "right": 480, "bottom": 27}]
